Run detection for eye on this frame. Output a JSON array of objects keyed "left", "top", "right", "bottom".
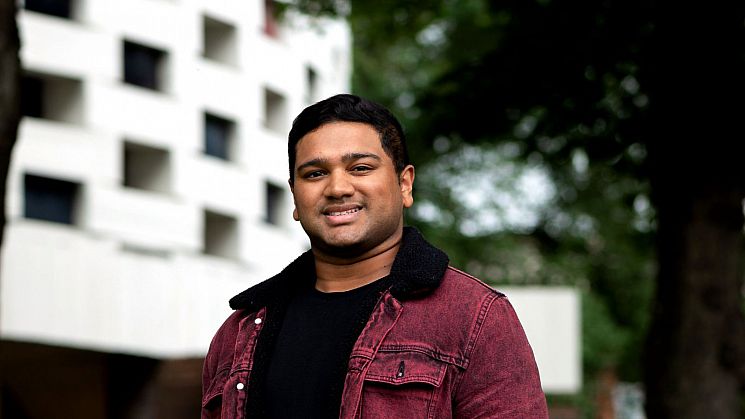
[
  {"left": 351, "top": 165, "right": 372, "bottom": 173},
  {"left": 303, "top": 170, "right": 326, "bottom": 179}
]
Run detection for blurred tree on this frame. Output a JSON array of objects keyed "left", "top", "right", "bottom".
[
  {"left": 0, "top": 0, "right": 20, "bottom": 249},
  {"left": 284, "top": 0, "right": 745, "bottom": 417},
  {"left": 0, "top": 0, "right": 21, "bottom": 411}
]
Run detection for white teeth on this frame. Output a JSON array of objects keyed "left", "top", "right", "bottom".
[{"left": 329, "top": 208, "right": 360, "bottom": 216}]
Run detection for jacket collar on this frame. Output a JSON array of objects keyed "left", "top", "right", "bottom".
[{"left": 229, "top": 227, "right": 449, "bottom": 310}]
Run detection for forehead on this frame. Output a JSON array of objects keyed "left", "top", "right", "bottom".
[{"left": 295, "top": 122, "right": 385, "bottom": 161}]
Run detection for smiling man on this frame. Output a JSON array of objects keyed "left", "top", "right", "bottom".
[{"left": 202, "top": 94, "right": 548, "bottom": 419}]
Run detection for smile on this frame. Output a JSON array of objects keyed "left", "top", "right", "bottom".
[
  {"left": 327, "top": 208, "right": 361, "bottom": 216},
  {"left": 322, "top": 205, "right": 363, "bottom": 225}
]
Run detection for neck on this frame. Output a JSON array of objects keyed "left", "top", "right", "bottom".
[{"left": 313, "top": 234, "right": 402, "bottom": 293}]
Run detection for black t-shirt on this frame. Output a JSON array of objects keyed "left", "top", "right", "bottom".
[{"left": 265, "top": 276, "right": 393, "bottom": 419}]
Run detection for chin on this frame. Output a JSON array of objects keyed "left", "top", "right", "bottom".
[
  {"left": 314, "top": 235, "right": 371, "bottom": 257},
  {"left": 326, "top": 236, "right": 367, "bottom": 250}
]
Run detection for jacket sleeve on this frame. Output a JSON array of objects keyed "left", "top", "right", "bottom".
[{"left": 453, "top": 294, "right": 549, "bottom": 418}]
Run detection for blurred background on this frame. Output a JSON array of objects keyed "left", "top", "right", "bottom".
[{"left": 0, "top": 0, "right": 743, "bottom": 418}]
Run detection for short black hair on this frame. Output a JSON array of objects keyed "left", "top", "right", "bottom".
[{"left": 288, "top": 94, "right": 410, "bottom": 182}]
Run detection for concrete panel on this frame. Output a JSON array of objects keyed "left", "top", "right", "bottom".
[{"left": 500, "top": 286, "right": 582, "bottom": 394}]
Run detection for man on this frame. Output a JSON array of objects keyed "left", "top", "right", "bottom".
[{"left": 202, "top": 94, "right": 548, "bottom": 418}]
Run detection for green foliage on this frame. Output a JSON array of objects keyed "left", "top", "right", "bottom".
[{"left": 582, "top": 291, "right": 631, "bottom": 373}]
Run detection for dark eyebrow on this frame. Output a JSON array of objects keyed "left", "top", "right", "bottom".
[
  {"left": 295, "top": 153, "right": 382, "bottom": 173},
  {"left": 296, "top": 157, "right": 328, "bottom": 173},
  {"left": 343, "top": 152, "right": 382, "bottom": 163}
]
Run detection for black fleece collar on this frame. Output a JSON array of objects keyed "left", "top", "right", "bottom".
[{"left": 229, "top": 227, "right": 449, "bottom": 310}]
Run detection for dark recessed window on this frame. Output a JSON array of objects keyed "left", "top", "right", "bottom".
[
  {"left": 265, "top": 182, "right": 285, "bottom": 226},
  {"left": 264, "top": 88, "right": 287, "bottom": 133},
  {"left": 203, "top": 15, "right": 238, "bottom": 66},
  {"left": 21, "top": 73, "right": 83, "bottom": 123},
  {"left": 204, "top": 113, "right": 235, "bottom": 161},
  {"left": 21, "top": 76, "right": 44, "bottom": 118},
  {"left": 24, "top": 174, "right": 79, "bottom": 225},
  {"left": 204, "top": 210, "right": 239, "bottom": 260},
  {"left": 123, "top": 141, "right": 171, "bottom": 193},
  {"left": 123, "top": 41, "right": 166, "bottom": 91},
  {"left": 24, "top": 0, "right": 72, "bottom": 19},
  {"left": 306, "top": 66, "right": 318, "bottom": 104}
]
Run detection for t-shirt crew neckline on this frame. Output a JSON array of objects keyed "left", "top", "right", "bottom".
[{"left": 309, "top": 276, "right": 392, "bottom": 300}]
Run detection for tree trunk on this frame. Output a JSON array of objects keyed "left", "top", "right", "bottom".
[
  {"left": 643, "top": 3, "right": 745, "bottom": 418},
  {"left": 645, "top": 183, "right": 745, "bottom": 418},
  {"left": 0, "top": 0, "right": 21, "bottom": 248},
  {"left": 0, "top": 0, "right": 21, "bottom": 414}
]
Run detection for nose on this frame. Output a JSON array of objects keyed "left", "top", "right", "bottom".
[{"left": 324, "top": 170, "right": 354, "bottom": 198}]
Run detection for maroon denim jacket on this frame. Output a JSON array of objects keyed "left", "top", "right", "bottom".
[{"left": 202, "top": 228, "right": 548, "bottom": 418}]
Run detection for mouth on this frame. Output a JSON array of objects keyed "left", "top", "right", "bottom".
[
  {"left": 323, "top": 204, "right": 363, "bottom": 224},
  {"left": 323, "top": 204, "right": 362, "bottom": 215},
  {"left": 326, "top": 207, "right": 361, "bottom": 216}
]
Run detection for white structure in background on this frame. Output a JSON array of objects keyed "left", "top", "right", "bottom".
[
  {"left": 1, "top": 0, "right": 350, "bottom": 358},
  {"left": 503, "top": 286, "right": 581, "bottom": 394}
]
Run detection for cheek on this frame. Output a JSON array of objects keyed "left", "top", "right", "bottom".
[
  {"left": 293, "top": 188, "right": 315, "bottom": 209},
  {"left": 382, "top": 186, "right": 406, "bottom": 208}
]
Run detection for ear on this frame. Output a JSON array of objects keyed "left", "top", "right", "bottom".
[
  {"left": 399, "top": 165, "right": 415, "bottom": 208},
  {"left": 289, "top": 178, "right": 300, "bottom": 221}
]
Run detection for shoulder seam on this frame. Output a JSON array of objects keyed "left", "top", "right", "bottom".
[{"left": 446, "top": 266, "right": 506, "bottom": 298}]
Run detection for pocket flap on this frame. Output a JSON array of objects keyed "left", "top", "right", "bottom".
[
  {"left": 364, "top": 350, "right": 446, "bottom": 387},
  {"left": 202, "top": 367, "right": 229, "bottom": 408}
]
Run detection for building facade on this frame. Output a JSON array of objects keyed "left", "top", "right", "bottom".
[{"left": 1, "top": 1, "right": 350, "bottom": 417}]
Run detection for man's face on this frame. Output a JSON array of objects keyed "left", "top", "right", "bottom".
[{"left": 290, "top": 121, "right": 414, "bottom": 258}]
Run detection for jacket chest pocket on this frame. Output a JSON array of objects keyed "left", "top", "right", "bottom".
[{"left": 359, "top": 350, "right": 447, "bottom": 419}]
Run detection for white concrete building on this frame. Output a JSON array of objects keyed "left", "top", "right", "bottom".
[{"left": 1, "top": 1, "right": 349, "bottom": 416}]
